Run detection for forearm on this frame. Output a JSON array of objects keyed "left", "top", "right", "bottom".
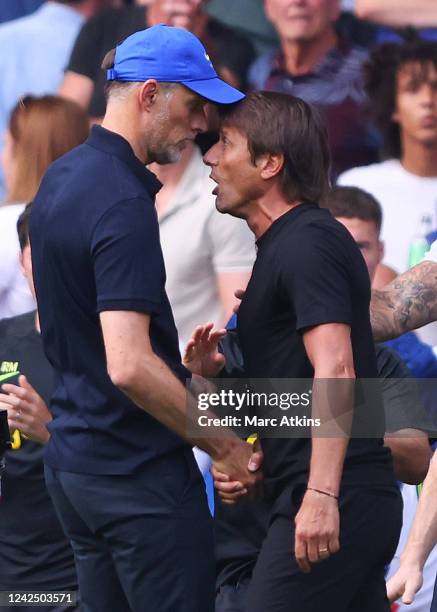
[
  {"left": 371, "top": 262, "right": 437, "bottom": 341},
  {"left": 355, "top": 0, "right": 437, "bottom": 27},
  {"left": 384, "top": 435, "right": 431, "bottom": 485},
  {"left": 307, "top": 374, "right": 354, "bottom": 495},
  {"left": 401, "top": 452, "right": 437, "bottom": 567},
  {"left": 115, "top": 353, "right": 237, "bottom": 460}
]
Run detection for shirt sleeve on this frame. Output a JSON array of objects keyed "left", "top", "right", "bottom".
[
  {"left": 376, "top": 344, "right": 433, "bottom": 433},
  {"left": 66, "top": 12, "right": 104, "bottom": 79},
  {"left": 280, "top": 223, "right": 354, "bottom": 332},
  {"left": 91, "top": 198, "right": 165, "bottom": 314},
  {"left": 206, "top": 208, "right": 256, "bottom": 272}
]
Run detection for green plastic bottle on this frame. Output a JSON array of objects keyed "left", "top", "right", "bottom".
[{"left": 408, "top": 214, "right": 433, "bottom": 268}]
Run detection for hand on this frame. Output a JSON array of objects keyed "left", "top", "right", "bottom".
[
  {"left": 183, "top": 322, "right": 226, "bottom": 377},
  {"left": 386, "top": 559, "right": 423, "bottom": 605},
  {"left": 294, "top": 489, "right": 340, "bottom": 573},
  {"left": 212, "top": 438, "right": 263, "bottom": 504},
  {"left": 0, "top": 375, "right": 52, "bottom": 444},
  {"left": 233, "top": 289, "right": 245, "bottom": 314}
]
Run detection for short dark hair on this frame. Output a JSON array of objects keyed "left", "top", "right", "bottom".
[
  {"left": 219, "top": 91, "right": 331, "bottom": 204},
  {"left": 17, "top": 202, "right": 32, "bottom": 251},
  {"left": 101, "top": 48, "right": 133, "bottom": 99},
  {"left": 322, "top": 186, "right": 382, "bottom": 233},
  {"left": 364, "top": 34, "right": 437, "bottom": 159},
  {"left": 101, "top": 48, "right": 176, "bottom": 100}
]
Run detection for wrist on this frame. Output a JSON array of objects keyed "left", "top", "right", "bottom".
[
  {"left": 400, "top": 546, "right": 426, "bottom": 570},
  {"left": 208, "top": 436, "right": 239, "bottom": 463},
  {"left": 306, "top": 486, "right": 339, "bottom": 501}
]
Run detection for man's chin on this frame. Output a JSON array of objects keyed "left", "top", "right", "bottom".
[
  {"left": 154, "top": 148, "right": 183, "bottom": 165},
  {"left": 215, "top": 197, "right": 233, "bottom": 215}
]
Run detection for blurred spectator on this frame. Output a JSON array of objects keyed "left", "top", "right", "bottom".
[
  {"left": 59, "top": 0, "right": 255, "bottom": 120},
  {"left": 150, "top": 141, "right": 255, "bottom": 347},
  {"left": 249, "top": 0, "right": 379, "bottom": 177},
  {"left": 338, "top": 39, "right": 437, "bottom": 274},
  {"left": 0, "top": 204, "right": 78, "bottom": 612},
  {"left": 0, "top": 0, "right": 109, "bottom": 198},
  {"left": 0, "top": 0, "right": 44, "bottom": 24},
  {"left": 355, "top": 0, "right": 437, "bottom": 30},
  {"left": 207, "top": 0, "right": 278, "bottom": 56},
  {"left": 322, "top": 185, "right": 437, "bottom": 612},
  {"left": 323, "top": 186, "right": 437, "bottom": 384},
  {"left": 0, "top": 96, "right": 89, "bottom": 319}
]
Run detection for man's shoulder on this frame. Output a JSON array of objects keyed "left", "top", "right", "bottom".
[
  {"left": 0, "top": 8, "right": 38, "bottom": 33},
  {"left": 342, "top": 42, "right": 368, "bottom": 64},
  {"left": 338, "top": 160, "right": 400, "bottom": 187},
  {"left": 375, "top": 343, "right": 409, "bottom": 380},
  {"left": 0, "top": 312, "right": 35, "bottom": 343},
  {"left": 275, "top": 206, "right": 354, "bottom": 261}
]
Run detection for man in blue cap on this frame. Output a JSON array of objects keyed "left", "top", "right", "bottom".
[{"left": 29, "top": 25, "right": 260, "bottom": 612}]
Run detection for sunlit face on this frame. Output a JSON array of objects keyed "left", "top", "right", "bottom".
[
  {"left": 393, "top": 62, "right": 437, "bottom": 149},
  {"left": 336, "top": 216, "right": 383, "bottom": 281},
  {"left": 265, "top": 0, "right": 340, "bottom": 43},
  {"left": 148, "top": 84, "right": 208, "bottom": 164},
  {"left": 203, "top": 125, "right": 265, "bottom": 217},
  {"left": 19, "top": 243, "right": 35, "bottom": 299},
  {"left": 2, "top": 129, "right": 16, "bottom": 199},
  {"left": 152, "top": 0, "right": 205, "bottom": 29}
]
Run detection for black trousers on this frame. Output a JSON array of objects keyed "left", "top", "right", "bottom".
[
  {"left": 216, "top": 485, "right": 402, "bottom": 612},
  {"left": 45, "top": 448, "right": 215, "bottom": 612}
]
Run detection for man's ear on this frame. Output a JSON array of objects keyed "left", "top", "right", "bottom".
[
  {"left": 259, "top": 153, "right": 284, "bottom": 180},
  {"left": 138, "top": 79, "right": 159, "bottom": 111}
]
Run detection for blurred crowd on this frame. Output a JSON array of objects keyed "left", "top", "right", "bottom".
[{"left": 0, "top": 1, "right": 437, "bottom": 611}]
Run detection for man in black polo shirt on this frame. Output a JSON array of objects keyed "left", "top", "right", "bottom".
[
  {"left": 30, "top": 25, "right": 261, "bottom": 612},
  {"left": 201, "top": 91, "right": 402, "bottom": 611}
]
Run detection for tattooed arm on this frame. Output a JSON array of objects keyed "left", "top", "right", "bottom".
[{"left": 371, "top": 261, "right": 437, "bottom": 341}]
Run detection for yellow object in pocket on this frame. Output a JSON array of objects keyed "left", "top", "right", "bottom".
[{"left": 11, "top": 429, "right": 21, "bottom": 450}]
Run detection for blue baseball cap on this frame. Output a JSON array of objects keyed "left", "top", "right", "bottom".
[{"left": 107, "top": 24, "right": 245, "bottom": 105}]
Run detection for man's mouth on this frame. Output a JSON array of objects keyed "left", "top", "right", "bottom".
[{"left": 209, "top": 173, "right": 219, "bottom": 195}]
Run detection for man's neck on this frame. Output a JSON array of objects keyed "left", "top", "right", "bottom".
[
  {"left": 244, "top": 190, "right": 302, "bottom": 239},
  {"left": 280, "top": 28, "right": 337, "bottom": 76},
  {"left": 401, "top": 138, "right": 437, "bottom": 177},
  {"left": 102, "top": 110, "right": 149, "bottom": 164},
  {"left": 152, "top": 144, "right": 195, "bottom": 217}
]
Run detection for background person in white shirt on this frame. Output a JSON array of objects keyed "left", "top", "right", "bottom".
[{"left": 338, "top": 37, "right": 437, "bottom": 276}]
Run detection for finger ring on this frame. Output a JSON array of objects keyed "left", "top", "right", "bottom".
[
  {"left": 15, "top": 410, "right": 21, "bottom": 419},
  {"left": 319, "top": 547, "right": 329, "bottom": 553}
]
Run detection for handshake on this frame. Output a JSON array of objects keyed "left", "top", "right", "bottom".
[
  {"left": 210, "top": 435, "right": 263, "bottom": 504},
  {"left": 184, "top": 321, "right": 263, "bottom": 504}
]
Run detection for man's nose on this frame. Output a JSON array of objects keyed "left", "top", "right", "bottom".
[
  {"left": 191, "top": 108, "right": 208, "bottom": 134},
  {"left": 419, "top": 84, "right": 434, "bottom": 105},
  {"left": 203, "top": 142, "right": 219, "bottom": 166}
]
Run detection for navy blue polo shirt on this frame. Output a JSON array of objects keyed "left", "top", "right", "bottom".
[{"left": 30, "top": 125, "right": 190, "bottom": 475}]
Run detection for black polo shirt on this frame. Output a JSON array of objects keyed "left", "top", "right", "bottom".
[
  {"left": 0, "top": 312, "right": 76, "bottom": 591},
  {"left": 237, "top": 203, "right": 394, "bottom": 499},
  {"left": 30, "top": 125, "right": 190, "bottom": 475}
]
